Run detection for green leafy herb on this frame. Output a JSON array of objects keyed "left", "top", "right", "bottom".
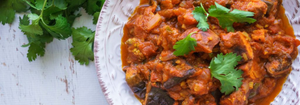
[
  {"left": 19, "top": 14, "right": 43, "bottom": 36},
  {"left": 209, "top": 53, "right": 243, "bottom": 95},
  {"left": 19, "top": 15, "right": 53, "bottom": 61},
  {"left": 70, "top": 27, "right": 95, "bottom": 65},
  {"left": 64, "top": 0, "right": 86, "bottom": 25},
  {"left": 19, "top": 0, "right": 70, "bottom": 62},
  {"left": 192, "top": 4, "right": 209, "bottom": 31},
  {"left": 0, "top": 0, "right": 28, "bottom": 24},
  {"left": 13, "top": 0, "right": 105, "bottom": 65},
  {"left": 83, "top": 0, "right": 104, "bottom": 25},
  {"left": 83, "top": 0, "right": 105, "bottom": 15},
  {"left": 173, "top": 32, "right": 197, "bottom": 56},
  {"left": 93, "top": 12, "right": 100, "bottom": 24},
  {"left": 40, "top": 15, "right": 72, "bottom": 39},
  {"left": 192, "top": 2, "right": 256, "bottom": 32}
]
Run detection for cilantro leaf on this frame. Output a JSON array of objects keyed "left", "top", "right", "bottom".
[
  {"left": 43, "top": 0, "right": 68, "bottom": 18},
  {"left": 41, "top": 15, "right": 72, "bottom": 39},
  {"left": 66, "top": 0, "right": 86, "bottom": 9},
  {"left": 192, "top": 4, "right": 209, "bottom": 31},
  {"left": 47, "top": 0, "right": 68, "bottom": 10},
  {"left": 209, "top": 53, "right": 243, "bottom": 95},
  {"left": 173, "top": 32, "right": 197, "bottom": 56},
  {"left": 208, "top": 2, "right": 256, "bottom": 32},
  {"left": 14, "top": 0, "right": 105, "bottom": 64},
  {"left": 0, "top": 0, "right": 28, "bottom": 24},
  {"left": 19, "top": 15, "right": 30, "bottom": 25},
  {"left": 19, "top": 15, "right": 54, "bottom": 61},
  {"left": 0, "top": 7, "right": 16, "bottom": 25},
  {"left": 99, "top": 0, "right": 105, "bottom": 11},
  {"left": 11, "top": 0, "right": 28, "bottom": 12},
  {"left": 65, "top": 0, "right": 86, "bottom": 25},
  {"left": 70, "top": 27, "right": 95, "bottom": 65},
  {"left": 83, "top": 0, "right": 105, "bottom": 15},
  {"left": 23, "top": 0, "right": 45, "bottom": 10},
  {"left": 23, "top": 32, "right": 53, "bottom": 62},
  {"left": 19, "top": 14, "right": 43, "bottom": 35},
  {"left": 26, "top": 42, "right": 46, "bottom": 61},
  {"left": 93, "top": 12, "right": 100, "bottom": 24},
  {"left": 192, "top": 2, "right": 256, "bottom": 32}
]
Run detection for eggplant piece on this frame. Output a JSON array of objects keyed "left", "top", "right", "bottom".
[
  {"left": 163, "top": 68, "right": 196, "bottom": 89},
  {"left": 197, "top": 94, "right": 217, "bottom": 105},
  {"left": 125, "top": 66, "right": 143, "bottom": 87},
  {"left": 248, "top": 83, "right": 261, "bottom": 103},
  {"left": 211, "top": 89, "right": 222, "bottom": 104},
  {"left": 249, "top": 78, "right": 276, "bottom": 103},
  {"left": 146, "top": 87, "right": 175, "bottom": 105},
  {"left": 265, "top": 53, "right": 292, "bottom": 77},
  {"left": 179, "top": 28, "right": 220, "bottom": 53},
  {"left": 125, "top": 66, "right": 147, "bottom": 99},
  {"left": 261, "top": 0, "right": 274, "bottom": 17},
  {"left": 220, "top": 79, "right": 252, "bottom": 105},
  {"left": 220, "top": 32, "right": 254, "bottom": 63},
  {"left": 132, "top": 82, "right": 147, "bottom": 99}
]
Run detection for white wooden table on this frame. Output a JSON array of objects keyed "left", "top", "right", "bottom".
[{"left": 0, "top": 10, "right": 109, "bottom": 105}]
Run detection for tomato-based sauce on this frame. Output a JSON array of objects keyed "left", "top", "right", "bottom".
[
  {"left": 121, "top": 0, "right": 300, "bottom": 105},
  {"left": 254, "top": 5, "right": 295, "bottom": 105}
]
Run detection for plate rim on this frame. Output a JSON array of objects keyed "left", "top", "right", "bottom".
[
  {"left": 94, "top": 0, "right": 115, "bottom": 104},
  {"left": 94, "top": 0, "right": 300, "bottom": 104}
]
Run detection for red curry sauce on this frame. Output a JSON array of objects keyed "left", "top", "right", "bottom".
[{"left": 121, "top": 0, "right": 300, "bottom": 105}]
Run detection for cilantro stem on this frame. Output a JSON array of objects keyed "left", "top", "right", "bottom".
[
  {"left": 193, "top": 2, "right": 256, "bottom": 32},
  {"left": 200, "top": 4, "right": 209, "bottom": 17},
  {"left": 189, "top": 32, "right": 197, "bottom": 36},
  {"left": 23, "top": 0, "right": 39, "bottom": 10},
  {"left": 39, "top": 0, "right": 48, "bottom": 18}
]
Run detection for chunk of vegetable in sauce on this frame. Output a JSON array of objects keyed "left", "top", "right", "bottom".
[{"left": 121, "top": 0, "right": 300, "bottom": 104}]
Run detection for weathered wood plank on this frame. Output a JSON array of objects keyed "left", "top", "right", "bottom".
[{"left": 0, "top": 9, "right": 108, "bottom": 105}]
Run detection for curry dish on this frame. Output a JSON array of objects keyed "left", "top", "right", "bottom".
[{"left": 121, "top": 0, "right": 300, "bottom": 105}]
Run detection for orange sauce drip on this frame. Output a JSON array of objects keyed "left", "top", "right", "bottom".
[{"left": 121, "top": 26, "right": 130, "bottom": 67}]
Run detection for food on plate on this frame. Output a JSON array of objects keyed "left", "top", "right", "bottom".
[{"left": 121, "top": 0, "right": 300, "bottom": 104}]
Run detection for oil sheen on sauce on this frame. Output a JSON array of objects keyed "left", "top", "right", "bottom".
[{"left": 121, "top": 1, "right": 296, "bottom": 105}]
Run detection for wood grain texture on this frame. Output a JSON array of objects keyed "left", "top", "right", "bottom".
[{"left": 0, "top": 9, "right": 108, "bottom": 105}]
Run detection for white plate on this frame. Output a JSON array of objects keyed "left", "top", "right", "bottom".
[{"left": 94, "top": 0, "right": 300, "bottom": 104}]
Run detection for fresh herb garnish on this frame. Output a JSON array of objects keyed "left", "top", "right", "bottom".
[
  {"left": 1, "top": 0, "right": 106, "bottom": 65},
  {"left": 0, "top": 0, "right": 28, "bottom": 24},
  {"left": 19, "top": 15, "right": 54, "bottom": 61},
  {"left": 192, "top": 2, "right": 256, "bottom": 32},
  {"left": 70, "top": 27, "right": 95, "bottom": 65},
  {"left": 173, "top": 32, "right": 197, "bottom": 56},
  {"left": 209, "top": 53, "right": 243, "bottom": 95},
  {"left": 192, "top": 4, "right": 209, "bottom": 31}
]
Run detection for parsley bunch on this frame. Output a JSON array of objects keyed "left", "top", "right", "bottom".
[
  {"left": 0, "top": 0, "right": 105, "bottom": 65},
  {"left": 192, "top": 2, "right": 256, "bottom": 32}
]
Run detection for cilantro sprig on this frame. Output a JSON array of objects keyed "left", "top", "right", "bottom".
[
  {"left": 0, "top": 0, "right": 28, "bottom": 24},
  {"left": 192, "top": 4, "right": 209, "bottom": 31},
  {"left": 209, "top": 53, "right": 243, "bottom": 95},
  {"left": 71, "top": 27, "right": 95, "bottom": 65},
  {"left": 0, "top": 0, "right": 105, "bottom": 65},
  {"left": 192, "top": 2, "right": 256, "bottom": 32},
  {"left": 173, "top": 32, "right": 197, "bottom": 56}
]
